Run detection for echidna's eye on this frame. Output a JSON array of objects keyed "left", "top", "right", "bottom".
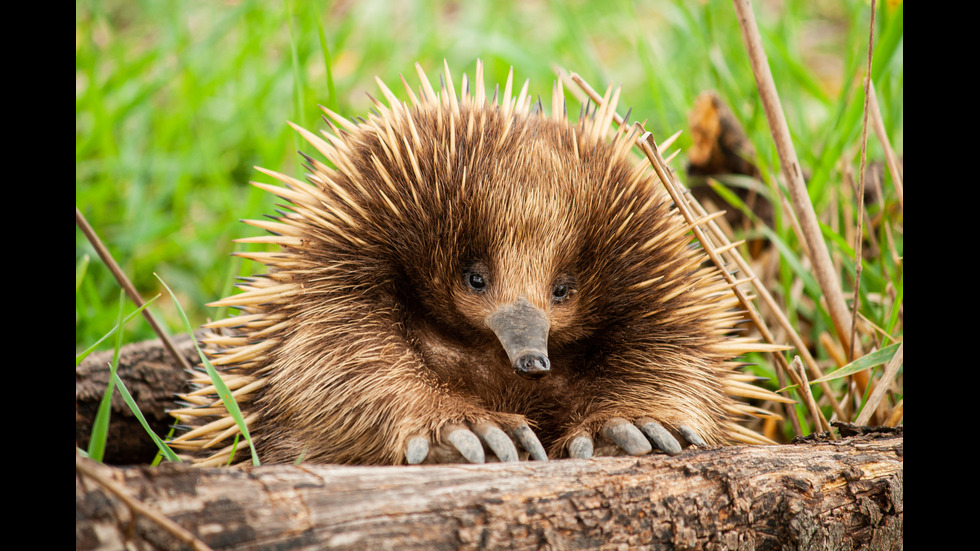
[
  {"left": 467, "top": 272, "right": 487, "bottom": 293},
  {"left": 552, "top": 283, "right": 569, "bottom": 303}
]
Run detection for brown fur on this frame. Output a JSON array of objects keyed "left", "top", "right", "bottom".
[{"left": 170, "top": 62, "right": 778, "bottom": 466}]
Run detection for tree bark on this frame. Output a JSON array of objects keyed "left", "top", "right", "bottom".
[
  {"left": 75, "top": 333, "right": 200, "bottom": 464},
  {"left": 76, "top": 427, "right": 902, "bottom": 551}
]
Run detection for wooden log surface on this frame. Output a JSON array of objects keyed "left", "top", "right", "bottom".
[
  {"left": 76, "top": 333, "right": 202, "bottom": 464},
  {"left": 76, "top": 426, "right": 902, "bottom": 551}
]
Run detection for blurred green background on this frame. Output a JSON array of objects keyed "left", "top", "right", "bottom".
[{"left": 75, "top": 0, "right": 903, "bottom": 353}]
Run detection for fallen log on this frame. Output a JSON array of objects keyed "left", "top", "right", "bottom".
[
  {"left": 76, "top": 333, "right": 200, "bottom": 464},
  {"left": 76, "top": 426, "right": 902, "bottom": 550}
]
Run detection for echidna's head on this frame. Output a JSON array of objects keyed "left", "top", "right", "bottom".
[
  {"left": 362, "top": 111, "right": 595, "bottom": 381},
  {"left": 280, "top": 63, "right": 685, "bottom": 382},
  {"left": 373, "top": 108, "right": 668, "bottom": 382},
  {"left": 438, "top": 138, "right": 589, "bottom": 380}
]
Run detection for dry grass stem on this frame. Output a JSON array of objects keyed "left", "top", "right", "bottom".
[
  {"left": 850, "top": 0, "right": 875, "bottom": 363},
  {"left": 869, "top": 80, "right": 903, "bottom": 212},
  {"left": 818, "top": 332, "right": 846, "bottom": 369},
  {"left": 637, "top": 129, "right": 834, "bottom": 434},
  {"left": 773, "top": 184, "right": 811, "bottom": 263},
  {"left": 681, "top": 183, "right": 845, "bottom": 418},
  {"left": 844, "top": 166, "right": 881, "bottom": 260},
  {"left": 789, "top": 355, "right": 830, "bottom": 433},
  {"left": 75, "top": 207, "right": 192, "bottom": 373},
  {"left": 732, "top": 0, "right": 857, "bottom": 359}
]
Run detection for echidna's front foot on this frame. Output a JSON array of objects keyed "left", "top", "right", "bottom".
[
  {"left": 405, "top": 421, "right": 548, "bottom": 464},
  {"left": 567, "top": 417, "right": 706, "bottom": 459}
]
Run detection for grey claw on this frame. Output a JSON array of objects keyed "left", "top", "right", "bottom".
[
  {"left": 446, "top": 426, "right": 485, "bottom": 463},
  {"left": 510, "top": 422, "right": 548, "bottom": 461},
  {"left": 568, "top": 434, "right": 594, "bottom": 459},
  {"left": 405, "top": 436, "right": 430, "bottom": 464},
  {"left": 473, "top": 422, "right": 519, "bottom": 462},
  {"left": 602, "top": 417, "right": 653, "bottom": 456},
  {"left": 636, "top": 418, "right": 682, "bottom": 455},
  {"left": 678, "top": 425, "right": 707, "bottom": 447}
]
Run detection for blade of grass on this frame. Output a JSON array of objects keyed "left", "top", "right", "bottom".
[
  {"left": 884, "top": 272, "right": 903, "bottom": 338},
  {"left": 76, "top": 254, "right": 90, "bottom": 293},
  {"left": 227, "top": 434, "right": 241, "bottom": 467},
  {"left": 156, "top": 273, "right": 260, "bottom": 466},
  {"left": 110, "top": 370, "right": 182, "bottom": 462},
  {"left": 808, "top": 341, "right": 901, "bottom": 385},
  {"left": 87, "top": 290, "right": 127, "bottom": 462},
  {"left": 151, "top": 423, "right": 180, "bottom": 467},
  {"left": 854, "top": 342, "right": 902, "bottom": 426},
  {"left": 315, "top": 11, "right": 339, "bottom": 114},
  {"left": 76, "top": 294, "right": 160, "bottom": 366}
]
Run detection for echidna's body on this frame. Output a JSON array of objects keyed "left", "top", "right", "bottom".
[{"left": 171, "top": 62, "right": 781, "bottom": 466}]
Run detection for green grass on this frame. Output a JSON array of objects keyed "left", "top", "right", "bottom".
[{"left": 76, "top": 0, "right": 903, "bottom": 442}]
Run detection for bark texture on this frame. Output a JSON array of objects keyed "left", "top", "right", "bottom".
[
  {"left": 76, "top": 427, "right": 902, "bottom": 551},
  {"left": 76, "top": 333, "right": 200, "bottom": 464}
]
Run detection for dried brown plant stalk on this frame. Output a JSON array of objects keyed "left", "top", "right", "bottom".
[
  {"left": 869, "top": 80, "right": 903, "bottom": 212},
  {"left": 789, "top": 356, "right": 822, "bottom": 432},
  {"left": 732, "top": 0, "right": 858, "bottom": 360},
  {"left": 75, "top": 207, "right": 192, "bottom": 373},
  {"left": 634, "top": 131, "right": 830, "bottom": 435},
  {"left": 850, "top": 0, "right": 876, "bottom": 364}
]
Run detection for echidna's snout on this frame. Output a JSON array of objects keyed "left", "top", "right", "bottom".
[
  {"left": 485, "top": 297, "right": 551, "bottom": 380},
  {"left": 514, "top": 353, "right": 550, "bottom": 379}
]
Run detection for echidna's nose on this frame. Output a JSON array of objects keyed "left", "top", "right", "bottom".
[
  {"left": 485, "top": 297, "right": 552, "bottom": 380},
  {"left": 515, "top": 353, "right": 550, "bottom": 379}
]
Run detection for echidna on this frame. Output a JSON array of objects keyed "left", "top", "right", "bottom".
[{"left": 170, "top": 61, "right": 785, "bottom": 466}]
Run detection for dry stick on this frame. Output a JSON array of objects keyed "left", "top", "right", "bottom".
[
  {"left": 868, "top": 80, "right": 903, "bottom": 212},
  {"left": 850, "top": 0, "right": 876, "bottom": 363},
  {"left": 844, "top": 166, "right": 880, "bottom": 262},
  {"left": 677, "top": 189, "right": 825, "bottom": 429},
  {"left": 700, "top": 223, "right": 802, "bottom": 437},
  {"left": 686, "top": 198, "right": 802, "bottom": 435},
  {"left": 76, "top": 207, "right": 193, "bottom": 373},
  {"left": 679, "top": 175, "right": 840, "bottom": 420},
  {"left": 568, "top": 72, "right": 840, "bottom": 431},
  {"left": 789, "top": 356, "right": 823, "bottom": 434},
  {"left": 637, "top": 125, "right": 817, "bottom": 429},
  {"left": 854, "top": 342, "right": 903, "bottom": 426},
  {"left": 635, "top": 131, "right": 831, "bottom": 434},
  {"left": 692, "top": 198, "right": 844, "bottom": 424},
  {"left": 773, "top": 183, "right": 811, "bottom": 261},
  {"left": 732, "top": 0, "right": 858, "bottom": 360},
  {"left": 76, "top": 455, "right": 214, "bottom": 551}
]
